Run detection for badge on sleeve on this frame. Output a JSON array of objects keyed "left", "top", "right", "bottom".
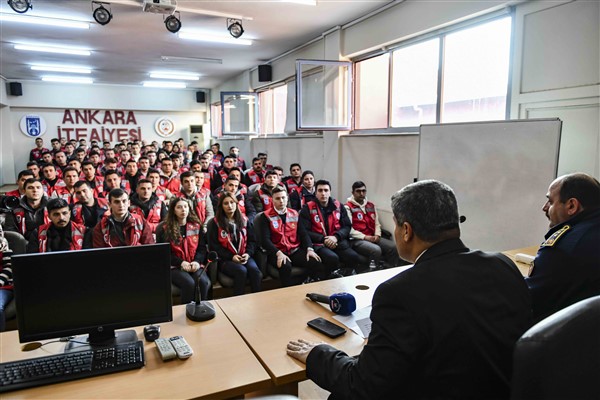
[
  {"left": 540, "top": 225, "right": 570, "bottom": 247},
  {"left": 357, "top": 213, "right": 363, "bottom": 220}
]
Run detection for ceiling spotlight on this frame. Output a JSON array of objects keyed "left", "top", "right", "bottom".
[
  {"left": 164, "top": 13, "right": 181, "bottom": 34},
  {"left": 227, "top": 18, "right": 244, "bottom": 39},
  {"left": 92, "top": 2, "right": 112, "bottom": 26},
  {"left": 7, "top": 0, "right": 32, "bottom": 14}
]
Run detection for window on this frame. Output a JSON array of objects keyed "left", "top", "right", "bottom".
[
  {"left": 441, "top": 17, "right": 512, "bottom": 123},
  {"left": 210, "top": 103, "right": 222, "bottom": 137},
  {"left": 259, "top": 85, "right": 288, "bottom": 135},
  {"left": 353, "top": 13, "right": 512, "bottom": 131},
  {"left": 391, "top": 39, "right": 439, "bottom": 127},
  {"left": 220, "top": 92, "right": 259, "bottom": 135},
  {"left": 296, "top": 59, "right": 352, "bottom": 131},
  {"left": 355, "top": 54, "right": 389, "bottom": 130}
]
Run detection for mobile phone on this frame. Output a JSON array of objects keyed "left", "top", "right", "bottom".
[{"left": 307, "top": 317, "right": 346, "bottom": 338}]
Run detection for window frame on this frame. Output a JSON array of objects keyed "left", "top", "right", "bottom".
[
  {"left": 351, "top": 7, "right": 514, "bottom": 134},
  {"left": 220, "top": 91, "right": 259, "bottom": 135}
]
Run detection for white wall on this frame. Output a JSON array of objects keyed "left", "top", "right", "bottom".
[
  {"left": 1, "top": 81, "right": 207, "bottom": 184},
  {"left": 212, "top": 0, "right": 599, "bottom": 250}
]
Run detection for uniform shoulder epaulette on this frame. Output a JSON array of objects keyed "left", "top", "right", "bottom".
[{"left": 540, "top": 224, "right": 570, "bottom": 247}]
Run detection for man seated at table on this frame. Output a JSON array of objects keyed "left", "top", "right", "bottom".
[
  {"left": 526, "top": 172, "right": 600, "bottom": 322},
  {"left": 346, "top": 181, "right": 403, "bottom": 268},
  {"left": 256, "top": 186, "right": 323, "bottom": 286},
  {"left": 93, "top": 188, "right": 154, "bottom": 247},
  {"left": 287, "top": 180, "right": 531, "bottom": 400},
  {"left": 27, "top": 198, "right": 90, "bottom": 253}
]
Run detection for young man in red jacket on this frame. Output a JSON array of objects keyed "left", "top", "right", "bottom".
[{"left": 93, "top": 188, "right": 154, "bottom": 247}]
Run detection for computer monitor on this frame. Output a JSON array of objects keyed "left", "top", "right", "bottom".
[{"left": 12, "top": 244, "right": 172, "bottom": 351}]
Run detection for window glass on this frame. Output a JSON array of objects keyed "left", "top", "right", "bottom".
[
  {"left": 273, "top": 85, "right": 288, "bottom": 133},
  {"left": 441, "top": 17, "right": 512, "bottom": 123},
  {"left": 210, "top": 103, "right": 222, "bottom": 137},
  {"left": 259, "top": 90, "right": 274, "bottom": 135},
  {"left": 391, "top": 38, "right": 439, "bottom": 128},
  {"left": 355, "top": 54, "right": 389, "bottom": 130}
]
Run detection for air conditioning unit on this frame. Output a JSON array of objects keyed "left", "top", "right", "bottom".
[{"left": 142, "top": 0, "right": 177, "bottom": 15}]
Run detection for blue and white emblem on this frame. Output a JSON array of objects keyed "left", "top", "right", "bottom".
[
  {"left": 272, "top": 220, "right": 279, "bottom": 229},
  {"left": 19, "top": 114, "right": 47, "bottom": 138}
]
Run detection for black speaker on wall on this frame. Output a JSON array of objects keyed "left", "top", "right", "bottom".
[
  {"left": 8, "top": 82, "right": 23, "bottom": 96},
  {"left": 196, "top": 91, "right": 206, "bottom": 103},
  {"left": 258, "top": 65, "right": 272, "bottom": 82}
]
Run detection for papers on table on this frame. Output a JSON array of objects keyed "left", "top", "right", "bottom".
[{"left": 333, "top": 306, "right": 372, "bottom": 339}]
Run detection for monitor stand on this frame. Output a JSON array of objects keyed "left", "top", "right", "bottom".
[{"left": 64, "top": 329, "right": 138, "bottom": 353}]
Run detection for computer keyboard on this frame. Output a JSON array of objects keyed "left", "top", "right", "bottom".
[{"left": 0, "top": 340, "right": 145, "bottom": 393}]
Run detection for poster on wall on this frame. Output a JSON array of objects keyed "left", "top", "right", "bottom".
[{"left": 19, "top": 115, "right": 47, "bottom": 137}]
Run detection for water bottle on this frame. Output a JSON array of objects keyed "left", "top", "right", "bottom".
[{"left": 369, "top": 259, "right": 377, "bottom": 271}]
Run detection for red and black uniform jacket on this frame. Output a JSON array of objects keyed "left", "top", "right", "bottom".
[
  {"left": 346, "top": 200, "right": 377, "bottom": 236},
  {"left": 290, "top": 186, "right": 316, "bottom": 211},
  {"left": 93, "top": 212, "right": 154, "bottom": 248},
  {"left": 12, "top": 197, "right": 50, "bottom": 238},
  {"left": 183, "top": 188, "right": 211, "bottom": 224},
  {"left": 129, "top": 193, "right": 166, "bottom": 233},
  {"left": 243, "top": 169, "right": 264, "bottom": 187},
  {"left": 300, "top": 199, "right": 352, "bottom": 246},
  {"left": 72, "top": 198, "right": 109, "bottom": 229},
  {"left": 156, "top": 221, "right": 206, "bottom": 268},
  {"left": 34, "top": 221, "right": 86, "bottom": 253},
  {"left": 259, "top": 207, "right": 313, "bottom": 256},
  {"left": 207, "top": 217, "right": 255, "bottom": 262},
  {"left": 284, "top": 177, "right": 300, "bottom": 194}
]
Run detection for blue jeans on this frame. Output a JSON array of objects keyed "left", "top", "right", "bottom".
[
  {"left": 0, "top": 289, "right": 14, "bottom": 332},
  {"left": 220, "top": 258, "right": 262, "bottom": 296}
]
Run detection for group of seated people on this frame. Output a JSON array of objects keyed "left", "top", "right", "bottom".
[{"left": 0, "top": 137, "right": 404, "bottom": 331}]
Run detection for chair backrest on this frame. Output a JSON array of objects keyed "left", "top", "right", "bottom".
[
  {"left": 4, "top": 231, "right": 27, "bottom": 255},
  {"left": 511, "top": 295, "right": 600, "bottom": 400}
]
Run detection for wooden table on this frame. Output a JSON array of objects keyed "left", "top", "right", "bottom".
[
  {"left": 215, "top": 267, "right": 410, "bottom": 392},
  {"left": 503, "top": 245, "right": 539, "bottom": 277},
  {"left": 0, "top": 304, "right": 272, "bottom": 399}
]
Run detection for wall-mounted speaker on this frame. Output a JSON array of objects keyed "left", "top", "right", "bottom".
[
  {"left": 258, "top": 65, "right": 272, "bottom": 82},
  {"left": 8, "top": 82, "right": 23, "bottom": 96},
  {"left": 196, "top": 91, "right": 206, "bottom": 103}
]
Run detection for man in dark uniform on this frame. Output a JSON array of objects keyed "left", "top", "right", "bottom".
[
  {"left": 526, "top": 172, "right": 600, "bottom": 322},
  {"left": 287, "top": 180, "right": 532, "bottom": 399}
]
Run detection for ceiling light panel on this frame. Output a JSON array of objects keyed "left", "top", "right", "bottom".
[
  {"left": 14, "top": 44, "right": 92, "bottom": 56},
  {"left": 149, "top": 72, "right": 199, "bottom": 80},
  {"left": 31, "top": 65, "right": 92, "bottom": 74},
  {"left": 42, "top": 76, "right": 94, "bottom": 84},
  {"left": 0, "top": 13, "right": 90, "bottom": 29},
  {"left": 143, "top": 81, "right": 187, "bottom": 89}
]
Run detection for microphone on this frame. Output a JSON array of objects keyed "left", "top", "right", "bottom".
[
  {"left": 306, "top": 292, "right": 357, "bottom": 315},
  {"left": 186, "top": 251, "right": 218, "bottom": 322}
]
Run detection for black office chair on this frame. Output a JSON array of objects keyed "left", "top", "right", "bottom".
[
  {"left": 511, "top": 295, "right": 600, "bottom": 400},
  {"left": 3, "top": 231, "right": 27, "bottom": 329},
  {"left": 253, "top": 212, "right": 307, "bottom": 285}
]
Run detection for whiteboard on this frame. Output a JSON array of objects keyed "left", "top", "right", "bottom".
[{"left": 418, "top": 119, "right": 562, "bottom": 252}]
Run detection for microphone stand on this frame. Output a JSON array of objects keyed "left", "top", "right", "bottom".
[{"left": 186, "top": 251, "right": 217, "bottom": 321}]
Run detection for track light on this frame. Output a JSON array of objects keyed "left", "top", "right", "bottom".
[
  {"left": 164, "top": 13, "right": 181, "bottom": 33},
  {"left": 92, "top": 2, "right": 112, "bottom": 26},
  {"left": 227, "top": 18, "right": 244, "bottom": 39},
  {"left": 7, "top": 0, "right": 32, "bottom": 14}
]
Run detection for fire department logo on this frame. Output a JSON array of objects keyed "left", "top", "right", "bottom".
[
  {"left": 264, "top": 198, "right": 269, "bottom": 205},
  {"left": 220, "top": 230, "right": 228, "bottom": 239},
  {"left": 272, "top": 220, "right": 279, "bottom": 229},
  {"left": 19, "top": 114, "right": 47, "bottom": 137},
  {"left": 357, "top": 213, "right": 363, "bottom": 220},
  {"left": 335, "top": 212, "right": 340, "bottom": 219},
  {"left": 314, "top": 215, "right": 320, "bottom": 223},
  {"left": 77, "top": 239, "right": 83, "bottom": 247},
  {"left": 154, "top": 117, "right": 176, "bottom": 138}
]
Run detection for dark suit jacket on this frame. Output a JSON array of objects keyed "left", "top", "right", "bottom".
[{"left": 306, "top": 238, "right": 532, "bottom": 400}]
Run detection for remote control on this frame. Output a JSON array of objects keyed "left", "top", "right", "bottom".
[
  {"left": 155, "top": 338, "right": 177, "bottom": 361},
  {"left": 169, "top": 336, "right": 193, "bottom": 359}
]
